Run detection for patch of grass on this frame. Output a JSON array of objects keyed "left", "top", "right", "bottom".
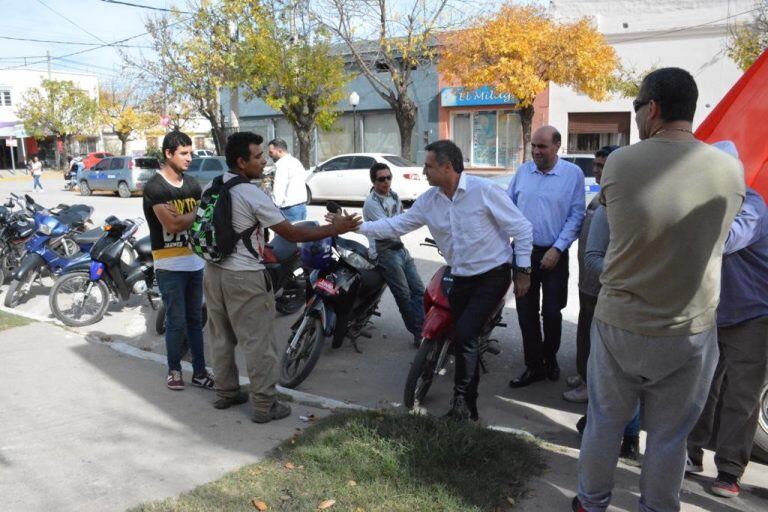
[
  {"left": 0, "top": 310, "right": 32, "bottom": 331},
  {"left": 131, "top": 410, "right": 545, "bottom": 512}
]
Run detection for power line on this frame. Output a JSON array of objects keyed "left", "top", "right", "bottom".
[
  {"left": 100, "top": 0, "right": 191, "bottom": 14},
  {"left": 616, "top": 5, "right": 762, "bottom": 44},
  {"left": 0, "top": 17, "right": 190, "bottom": 72},
  {"left": 36, "top": 0, "right": 108, "bottom": 44},
  {"left": 0, "top": 34, "right": 151, "bottom": 48}
]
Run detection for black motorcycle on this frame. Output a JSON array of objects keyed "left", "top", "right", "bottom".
[
  {"left": 279, "top": 204, "right": 387, "bottom": 389},
  {"left": 48, "top": 216, "right": 158, "bottom": 327},
  {"left": 0, "top": 194, "right": 36, "bottom": 284}
]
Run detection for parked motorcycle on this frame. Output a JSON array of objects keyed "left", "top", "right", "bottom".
[
  {"left": 279, "top": 203, "right": 387, "bottom": 389},
  {"left": 402, "top": 238, "right": 506, "bottom": 410},
  {"left": 48, "top": 216, "right": 157, "bottom": 327},
  {"left": 0, "top": 194, "right": 36, "bottom": 284},
  {"left": 4, "top": 194, "right": 99, "bottom": 308}
]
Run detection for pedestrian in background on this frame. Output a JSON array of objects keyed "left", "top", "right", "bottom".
[
  {"left": 30, "top": 156, "right": 44, "bottom": 193},
  {"left": 268, "top": 138, "right": 307, "bottom": 221}
]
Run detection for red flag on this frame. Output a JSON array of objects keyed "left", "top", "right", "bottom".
[{"left": 695, "top": 50, "right": 768, "bottom": 202}]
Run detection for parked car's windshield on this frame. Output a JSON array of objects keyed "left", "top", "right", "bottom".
[
  {"left": 188, "top": 158, "right": 204, "bottom": 172},
  {"left": 383, "top": 155, "right": 416, "bottom": 167},
  {"left": 134, "top": 158, "right": 160, "bottom": 169}
]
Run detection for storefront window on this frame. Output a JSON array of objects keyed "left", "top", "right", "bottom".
[{"left": 451, "top": 110, "right": 522, "bottom": 168}]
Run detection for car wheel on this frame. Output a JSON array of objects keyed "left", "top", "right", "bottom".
[
  {"left": 79, "top": 181, "right": 91, "bottom": 196},
  {"left": 117, "top": 181, "right": 131, "bottom": 198},
  {"left": 305, "top": 185, "right": 313, "bottom": 205},
  {"left": 755, "top": 378, "right": 768, "bottom": 463}
]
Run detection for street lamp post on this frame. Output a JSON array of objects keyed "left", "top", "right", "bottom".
[{"left": 349, "top": 91, "right": 360, "bottom": 153}]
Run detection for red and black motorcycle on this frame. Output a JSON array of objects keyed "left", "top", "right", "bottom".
[{"left": 403, "top": 238, "right": 508, "bottom": 410}]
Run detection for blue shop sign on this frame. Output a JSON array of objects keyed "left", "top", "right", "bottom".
[{"left": 440, "top": 86, "right": 517, "bottom": 107}]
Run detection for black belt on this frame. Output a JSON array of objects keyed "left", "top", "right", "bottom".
[{"left": 533, "top": 245, "right": 552, "bottom": 252}]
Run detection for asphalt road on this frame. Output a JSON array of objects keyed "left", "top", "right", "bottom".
[{"left": 1, "top": 174, "right": 766, "bottom": 510}]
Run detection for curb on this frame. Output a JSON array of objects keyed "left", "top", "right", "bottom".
[
  {"left": 107, "top": 340, "right": 369, "bottom": 411},
  {"left": 3, "top": 305, "right": 537, "bottom": 439}
]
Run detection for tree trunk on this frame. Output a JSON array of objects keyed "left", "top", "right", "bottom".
[
  {"left": 519, "top": 105, "right": 534, "bottom": 162},
  {"left": 54, "top": 136, "right": 61, "bottom": 170},
  {"left": 119, "top": 134, "right": 129, "bottom": 156},
  {"left": 393, "top": 97, "right": 416, "bottom": 160},
  {"left": 210, "top": 122, "right": 227, "bottom": 155},
  {"left": 295, "top": 126, "right": 312, "bottom": 169}
]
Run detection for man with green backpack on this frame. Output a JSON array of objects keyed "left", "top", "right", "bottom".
[{"left": 191, "top": 131, "right": 360, "bottom": 423}]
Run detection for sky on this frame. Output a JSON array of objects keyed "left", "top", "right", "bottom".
[{"left": 0, "top": 0, "right": 185, "bottom": 81}]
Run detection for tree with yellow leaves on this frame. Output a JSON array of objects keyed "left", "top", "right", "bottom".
[
  {"left": 440, "top": 4, "right": 618, "bottom": 161},
  {"left": 727, "top": 2, "right": 767, "bottom": 71},
  {"left": 99, "top": 85, "right": 159, "bottom": 156}
]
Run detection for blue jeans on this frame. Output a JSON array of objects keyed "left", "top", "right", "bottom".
[
  {"left": 376, "top": 247, "right": 425, "bottom": 336},
  {"left": 281, "top": 203, "right": 307, "bottom": 222},
  {"left": 32, "top": 175, "right": 43, "bottom": 190},
  {"left": 156, "top": 269, "right": 206, "bottom": 374}
]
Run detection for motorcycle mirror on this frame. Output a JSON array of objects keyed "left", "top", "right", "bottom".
[
  {"left": 24, "top": 194, "right": 35, "bottom": 205},
  {"left": 326, "top": 201, "right": 341, "bottom": 214}
]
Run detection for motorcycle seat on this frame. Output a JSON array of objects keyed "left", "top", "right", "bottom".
[
  {"left": 265, "top": 234, "right": 297, "bottom": 263},
  {"left": 72, "top": 227, "right": 104, "bottom": 245},
  {"left": 134, "top": 235, "right": 153, "bottom": 261},
  {"left": 57, "top": 205, "right": 93, "bottom": 227}
]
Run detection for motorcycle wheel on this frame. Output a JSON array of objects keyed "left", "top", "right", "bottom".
[
  {"left": 403, "top": 338, "right": 446, "bottom": 409},
  {"left": 4, "top": 268, "right": 39, "bottom": 308},
  {"left": 154, "top": 302, "right": 208, "bottom": 335},
  {"left": 755, "top": 379, "right": 768, "bottom": 463},
  {"left": 49, "top": 272, "right": 110, "bottom": 327},
  {"left": 279, "top": 317, "right": 325, "bottom": 388}
]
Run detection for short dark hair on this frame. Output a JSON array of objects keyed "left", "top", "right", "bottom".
[
  {"left": 369, "top": 162, "right": 391, "bottom": 182},
  {"left": 268, "top": 138, "right": 288, "bottom": 151},
  {"left": 162, "top": 130, "right": 192, "bottom": 159},
  {"left": 225, "top": 131, "right": 264, "bottom": 170},
  {"left": 595, "top": 145, "right": 620, "bottom": 158},
  {"left": 638, "top": 67, "right": 698, "bottom": 123},
  {"left": 425, "top": 139, "right": 464, "bottom": 173}
]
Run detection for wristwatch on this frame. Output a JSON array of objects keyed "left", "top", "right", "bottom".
[{"left": 515, "top": 266, "right": 533, "bottom": 275}]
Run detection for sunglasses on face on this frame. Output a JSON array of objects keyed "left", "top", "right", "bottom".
[
  {"left": 633, "top": 98, "right": 650, "bottom": 113},
  {"left": 375, "top": 175, "right": 393, "bottom": 182}
]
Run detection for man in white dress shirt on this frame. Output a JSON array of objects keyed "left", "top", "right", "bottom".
[
  {"left": 268, "top": 138, "right": 308, "bottom": 221},
  {"left": 357, "top": 140, "right": 534, "bottom": 421}
]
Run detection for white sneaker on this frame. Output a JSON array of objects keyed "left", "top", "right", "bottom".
[
  {"left": 563, "top": 383, "right": 588, "bottom": 403},
  {"left": 566, "top": 375, "right": 584, "bottom": 388}
]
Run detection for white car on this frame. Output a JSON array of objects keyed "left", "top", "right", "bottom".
[
  {"left": 305, "top": 153, "right": 429, "bottom": 203},
  {"left": 192, "top": 149, "right": 216, "bottom": 158}
]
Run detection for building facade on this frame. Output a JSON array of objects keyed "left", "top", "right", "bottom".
[
  {"left": 0, "top": 68, "right": 99, "bottom": 169},
  {"left": 228, "top": 0, "right": 754, "bottom": 172}
]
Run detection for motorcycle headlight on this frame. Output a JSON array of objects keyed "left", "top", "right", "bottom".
[
  {"left": 338, "top": 247, "right": 375, "bottom": 271},
  {"left": 38, "top": 224, "right": 52, "bottom": 235}
]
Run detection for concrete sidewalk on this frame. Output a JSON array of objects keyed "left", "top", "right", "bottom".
[{"left": 0, "top": 322, "right": 327, "bottom": 512}]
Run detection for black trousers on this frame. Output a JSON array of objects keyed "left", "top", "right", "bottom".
[
  {"left": 576, "top": 291, "right": 598, "bottom": 381},
  {"left": 515, "top": 246, "right": 569, "bottom": 368},
  {"left": 449, "top": 264, "right": 512, "bottom": 405}
]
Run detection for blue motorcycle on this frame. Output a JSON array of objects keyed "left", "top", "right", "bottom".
[{"left": 4, "top": 194, "right": 101, "bottom": 308}]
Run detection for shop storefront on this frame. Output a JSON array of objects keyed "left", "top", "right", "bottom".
[{"left": 438, "top": 86, "right": 524, "bottom": 171}]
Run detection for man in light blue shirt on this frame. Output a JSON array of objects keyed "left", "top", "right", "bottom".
[{"left": 507, "top": 125, "right": 585, "bottom": 388}]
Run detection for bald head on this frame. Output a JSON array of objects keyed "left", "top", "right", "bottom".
[{"left": 531, "top": 125, "right": 561, "bottom": 172}]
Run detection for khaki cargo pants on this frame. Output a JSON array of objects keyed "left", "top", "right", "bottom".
[{"left": 203, "top": 264, "right": 278, "bottom": 413}]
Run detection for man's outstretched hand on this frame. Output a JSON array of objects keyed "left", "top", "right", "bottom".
[{"left": 329, "top": 210, "right": 362, "bottom": 235}]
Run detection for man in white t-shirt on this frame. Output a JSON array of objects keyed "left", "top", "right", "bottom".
[
  {"left": 30, "top": 156, "right": 44, "bottom": 192},
  {"left": 204, "top": 131, "right": 360, "bottom": 424},
  {"left": 268, "top": 138, "right": 307, "bottom": 221}
]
